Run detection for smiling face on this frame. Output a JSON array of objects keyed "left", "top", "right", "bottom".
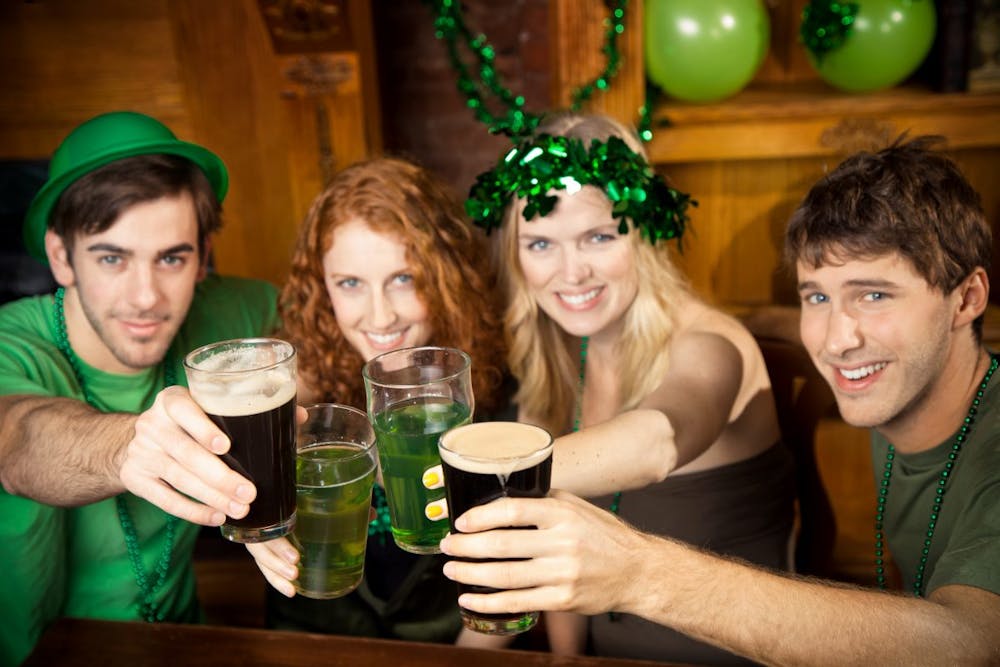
[
  {"left": 47, "top": 191, "right": 204, "bottom": 374},
  {"left": 515, "top": 186, "right": 638, "bottom": 342},
  {"left": 797, "top": 251, "right": 961, "bottom": 430},
  {"left": 322, "top": 218, "right": 432, "bottom": 362}
]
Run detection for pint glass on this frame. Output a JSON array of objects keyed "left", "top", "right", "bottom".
[
  {"left": 184, "top": 338, "right": 297, "bottom": 543},
  {"left": 362, "top": 347, "right": 473, "bottom": 554},
  {"left": 438, "top": 421, "right": 553, "bottom": 635},
  {"left": 292, "top": 404, "right": 378, "bottom": 599}
]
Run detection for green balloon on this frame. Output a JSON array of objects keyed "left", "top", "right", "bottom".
[
  {"left": 645, "top": 0, "right": 770, "bottom": 103},
  {"left": 809, "top": 0, "right": 937, "bottom": 92}
]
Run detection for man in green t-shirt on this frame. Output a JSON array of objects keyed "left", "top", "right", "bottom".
[
  {"left": 0, "top": 111, "right": 279, "bottom": 666},
  {"left": 430, "top": 136, "right": 1000, "bottom": 663}
]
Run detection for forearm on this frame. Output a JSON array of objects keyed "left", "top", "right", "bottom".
[
  {"left": 0, "top": 394, "right": 133, "bottom": 505},
  {"left": 627, "top": 535, "right": 998, "bottom": 666},
  {"left": 551, "top": 409, "right": 676, "bottom": 496}
]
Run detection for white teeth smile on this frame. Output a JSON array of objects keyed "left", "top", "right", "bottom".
[
  {"left": 367, "top": 331, "right": 403, "bottom": 345},
  {"left": 559, "top": 288, "right": 601, "bottom": 305},
  {"left": 839, "top": 363, "right": 887, "bottom": 380}
]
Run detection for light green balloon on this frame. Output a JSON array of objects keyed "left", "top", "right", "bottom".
[
  {"left": 645, "top": 0, "right": 771, "bottom": 103},
  {"left": 810, "top": 0, "right": 937, "bottom": 92}
]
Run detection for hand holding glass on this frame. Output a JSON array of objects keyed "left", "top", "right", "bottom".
[
  {"left": 184, "top": 338, "right": 297, "bottom": 543},
  {"left": 438, "top": 421, "right": 553, "bottom": 635}
]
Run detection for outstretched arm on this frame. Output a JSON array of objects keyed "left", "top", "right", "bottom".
[
  {"left": 549, "top": 331, "right": 745, "bottom": 497},
  {"left": 441, "top": 491, "right": 1000, "bottom": 666},
  {"left": 0, "top": 389, "right": 254, "bottom": 525}
]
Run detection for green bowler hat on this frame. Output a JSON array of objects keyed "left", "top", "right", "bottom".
[{"left": 23, "top": 110, "right": 229, "bottom": 262}]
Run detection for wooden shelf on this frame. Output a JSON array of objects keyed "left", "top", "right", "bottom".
[{"left": 646, "top": 83, "right": 1000, "bottom": 164}]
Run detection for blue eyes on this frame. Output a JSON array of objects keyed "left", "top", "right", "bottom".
[
  {"left": 336, "top": 274, "right": 413, "bottom": 289},
  {"left": 524, "top": 232, "right": 616, "bottom": 252},
  {"left": 802, "top": 292, "right": 888, "bottom": 305}
]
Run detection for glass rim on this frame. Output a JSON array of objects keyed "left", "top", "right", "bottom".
[
  {"left": 183, "top": 337, "right": 295, "bottom": 374},
  {"left": 438, "top": 421, "right": 553, "bottom": 464},
  {"left": 298, "top": 403, "right": 377, "bottom": 457},
  {"left": 361, "top": 345, "right": 471, "bottom": 389}
]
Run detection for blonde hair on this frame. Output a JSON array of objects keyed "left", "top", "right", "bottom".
[{"left": 493, "top": 113, "right": 693, "bottom": 434}]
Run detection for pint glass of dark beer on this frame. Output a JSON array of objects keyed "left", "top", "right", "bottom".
[
  {"left": 184, "top": 338, "right": 297, "bottom": 543},
  {"left": 438, "top": 421, "right": 553, "bottom": 635}
]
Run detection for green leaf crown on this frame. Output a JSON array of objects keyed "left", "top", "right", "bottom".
[{"left": 466, "top": 133, "right": 694, "bottom": 246}]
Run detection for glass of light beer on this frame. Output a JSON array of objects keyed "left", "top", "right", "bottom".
[
  {"left": 438, "top": 421, "right": 553, "bottom": 635},
  {"left": 362, "top": 346, "right": 473, "bottom": 554},
  {"left": 184, "top": 338, "right": 297, "bottom": 543},
  {"left": 291, "top": 404, "right": 378, "bottom": 599}
]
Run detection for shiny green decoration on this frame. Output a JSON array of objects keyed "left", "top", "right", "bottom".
[
  {"left": 424, "top": 0, "right": 629, "bottom": 137},
  {"left": 644, "top": 0, "right": 771, "bottom": 103},
  {"left": 802, "top": 0, "right": 937, "bottom": 92},
  {"left": 800, "top": 1, "right": 859, "bottom": 63},
  {"left": 467, "top": 133, "right": 694, "bottom": 246}
]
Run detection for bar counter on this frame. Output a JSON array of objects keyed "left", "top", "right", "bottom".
[{"left": 25, "top": 618, "right": 680, "bottom": 667}]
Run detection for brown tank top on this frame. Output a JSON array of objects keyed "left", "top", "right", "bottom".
[{"left": 587, "top": 442, "right": 795, "bottom": 665}]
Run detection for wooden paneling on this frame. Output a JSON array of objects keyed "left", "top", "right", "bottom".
[
  {"left": 0, "top": 0, "right": 381, "bottom": 287},
  {"left": 0, "top": 1, "right": 189, "bottom": 157}
]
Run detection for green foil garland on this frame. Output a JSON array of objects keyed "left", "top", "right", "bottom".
[
  {"left": 424, "top": 0, "right": 631, "bottom": 137},
  {"left": 800, "top": 1, "right": 859, "bottom": 63},
  {"left": 467, "top": 133, "right": 693, "bottom": 246},
  {"left": 427, "top": 0, "right": 692, "bottom": 246}
]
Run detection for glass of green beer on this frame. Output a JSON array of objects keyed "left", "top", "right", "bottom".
[
  {"left": 291, "top": 404, "right": 378, "bottom": 599},
  {"left": 362, "top": 347, "right": 473, "bottom": 554}
]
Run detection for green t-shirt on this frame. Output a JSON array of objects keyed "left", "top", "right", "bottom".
[
  {"left": 871, "top": 363, "right": 1000, "bottom": 597},
  {"left": 0, "top": 274, "right": 278, "bottom": 666}
]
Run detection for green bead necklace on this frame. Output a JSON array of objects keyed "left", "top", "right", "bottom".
[
  {"left": 368, "top": 485, "right": 393, "bottom": 544},
  {"left": 572, "top": 335, "right": 622, "bottom": 514},
  {"left": 574, "top": 336, "right": 621, "bottom": 622},
  {"left": 53, "top": 287, "right": 180, "bottom": 622},
  {"left": 875, "top": 353, "right": 998, "bottom": 597}
]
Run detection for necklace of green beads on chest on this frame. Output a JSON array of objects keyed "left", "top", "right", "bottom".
[
  {"left": 53, "top": 287, "right": 179, "bottom": 623},
  {"left": 875, "top": 353, "right": 998, "bottom": 597}
]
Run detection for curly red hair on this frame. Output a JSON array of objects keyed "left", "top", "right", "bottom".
[{"left": 280, "top": 157, "right": 508, "bottom": 414}]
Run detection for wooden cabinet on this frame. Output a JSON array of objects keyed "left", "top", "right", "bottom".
[{"left": 551, "top": 0, "right": 1000, "bottom": 309}]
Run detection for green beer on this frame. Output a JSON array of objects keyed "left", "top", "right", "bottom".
[
  {"left": 373, "top": 397, "right": 472, "bottom": 553},
  {"left": 292, "top": 443, "right": 376, "bottom": 599}
]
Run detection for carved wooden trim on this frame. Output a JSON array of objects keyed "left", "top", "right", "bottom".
[{"left": 257, "top": 0, "right": 353, "bottom": 53}]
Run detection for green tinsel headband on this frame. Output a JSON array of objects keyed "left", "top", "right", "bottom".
[{"left": 467, "top": 133, "right": 694, "bottom": 246}]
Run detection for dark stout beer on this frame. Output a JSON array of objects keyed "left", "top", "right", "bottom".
[
  {"left": 185, "top": 338, "right": 298, "bottom": 542},
  {"left": 207, "top": 393, "right": 297, "bottom": 533},
  {"left": 438, "top": 422, "right": 552, "bottom": 635}
]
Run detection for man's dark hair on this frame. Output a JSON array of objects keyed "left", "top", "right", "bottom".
[
  {"left": 785, "top": 134, "right": 991, "bottom": 338},
  {"left": 50, "top": 154, "right": 222, "bottom": 258}
]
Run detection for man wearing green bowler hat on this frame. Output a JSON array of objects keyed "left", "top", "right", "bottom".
[{"left": 0, "top": 111, "right": 279, "bottom": 665}]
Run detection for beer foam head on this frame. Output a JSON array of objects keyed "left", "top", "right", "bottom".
[
  {"left": 188, "top": 368, "right": 296, "bottom": 416},
  {"left": 186, "top": 341, "right": 297, "bottom": 416},
  {"left": 439, "top": 422, "right": 552, "bottom": 474}
]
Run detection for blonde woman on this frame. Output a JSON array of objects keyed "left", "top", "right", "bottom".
[{"left": 471, "top": 113, "right": 795, "bottom": 664}]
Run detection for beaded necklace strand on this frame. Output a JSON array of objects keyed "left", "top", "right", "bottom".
[
  {"left": 53, "top": 287, "right": 179, "bottom": 622},
  {"left": 875, "top": 353, "right": 998, "bottom": 597},
  {"left": 573, "top": 336, "right": 622, "bottom": 622},
  {"left": 572, "top": 336, "right": 622, "bottom": 513}
]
